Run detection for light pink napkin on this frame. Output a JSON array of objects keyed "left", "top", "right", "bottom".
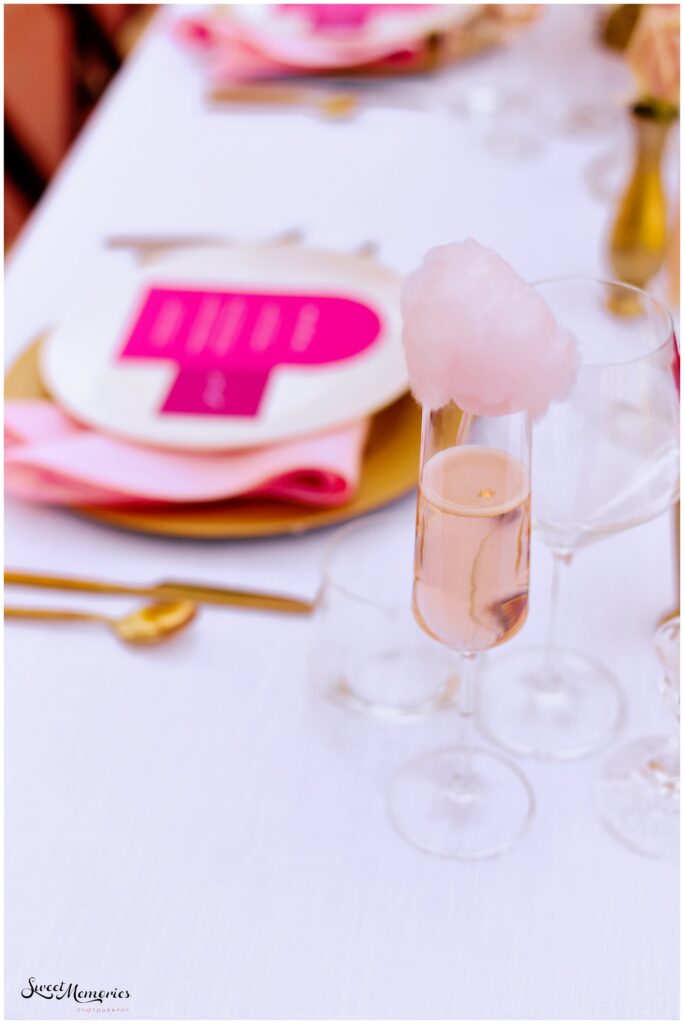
[{"left": 5, "top": 400, "right": 369, "bottom": 509}]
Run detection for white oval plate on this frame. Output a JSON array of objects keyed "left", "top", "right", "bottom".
[{"left": 40, "top": 245, "right": 408, "bottom": 451}]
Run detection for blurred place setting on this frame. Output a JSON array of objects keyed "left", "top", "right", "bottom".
[{"left": 4, "top": 4, "right": 681, "bottom": 1022}]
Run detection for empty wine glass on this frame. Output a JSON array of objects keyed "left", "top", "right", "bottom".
[
  {"left": 312, "top": 513, "right": 459, "bottom": 721},
  {"left": 389, "top": 403, "right": 535, "bottom": 859},
  {"left": 597, "top": 614, "right": 680, "bottom": 857},
  {"left": 477, "top": 278, "right": 679, "bottom": 760}
]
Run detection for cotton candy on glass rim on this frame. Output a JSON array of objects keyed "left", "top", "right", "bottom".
[{"left": 401, "top": 240, "right": 578, "bottom": 418}]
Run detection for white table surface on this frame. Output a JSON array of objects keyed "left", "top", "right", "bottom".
[{"left": 5, "top": 6, "right": 679, "bottom": 1020}]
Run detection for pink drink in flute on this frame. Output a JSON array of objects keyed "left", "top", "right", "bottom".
[
  {"left": 389, "top": 240, "right": 578, "bottom": 859},
  {"left": 414, "top": 444, "right": 530, "bottom": 652}
]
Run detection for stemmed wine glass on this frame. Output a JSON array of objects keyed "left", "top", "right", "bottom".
[
  {"left": 477, "top": 278, "right": 679, "bottom": 760},
  {"left": 597, "top": 614, "right": 680, "bottom": 858},
  {"left": 389, "top": 403, "right": 535, "bottom": 859}
]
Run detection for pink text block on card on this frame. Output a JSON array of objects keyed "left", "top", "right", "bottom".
[{"left": 118, "top": 286, "right": 382, "bottom": 418}]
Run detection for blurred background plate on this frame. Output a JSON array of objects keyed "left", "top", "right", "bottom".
[
  {"left": 6, "top": 337, "right": 420, "bottom": 538},
  {"left": 223, "top": 4, "right": 476, "bottom": 69}
]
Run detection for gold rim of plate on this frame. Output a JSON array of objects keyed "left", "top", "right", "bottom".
[{"left": 5, "top": 337, "right": 420, "bottom": 539}]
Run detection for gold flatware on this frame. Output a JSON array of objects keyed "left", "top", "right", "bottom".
[
  {"left": 5, "top": 570, "right": 315, "bottom": 616},
  {"left": 106, "top": 233, "right": 234, "bottom": 252},
  {"left": 4, "top": 600, "right": 197, "bottom": 646},
  {"left": 355, "top": 240, "right": 379, "bottom": 259},
  {"left": 208, "top": 83, "right": 358, "bottom": 119},
  {"left": 104, "top": 232, "right": 382, "bottom": 263},
  {"left": 105, "top": 227, "right": 304, "bottom": 255}
]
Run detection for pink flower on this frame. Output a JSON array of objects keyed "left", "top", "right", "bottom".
[{"left": 627, "top": 5, "right": 680, "bottom": 108}]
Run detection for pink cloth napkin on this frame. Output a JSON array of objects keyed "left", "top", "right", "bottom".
[
  {"left": 173, "top": 8, "right": 429, "bottom": 82},
  {"left": 5, "top": 400, "right": 369, "bottom": 509}
]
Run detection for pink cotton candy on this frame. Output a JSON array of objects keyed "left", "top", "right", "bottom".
[{"left": 401, "top": 240, "right": 578, "bottom": 418}]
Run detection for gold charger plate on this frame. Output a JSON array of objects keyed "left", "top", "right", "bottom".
[{"left": 5, "top": 337, "right": 420, "bottom": 539}]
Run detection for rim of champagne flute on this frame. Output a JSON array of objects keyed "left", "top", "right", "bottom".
[
  {"left": 531, "top": 275, "right": 676, "bottom": 368},
  {"left": 320, "top": 511, "right": 412, "bottom": 612}
]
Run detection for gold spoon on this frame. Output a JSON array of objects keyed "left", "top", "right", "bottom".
[{"left": 4, "top": 601, "right": 197, "bottom": 646}]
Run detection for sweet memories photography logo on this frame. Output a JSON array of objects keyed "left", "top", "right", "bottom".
[{"left": 21, "top": 977, "right": 130, "bottom": 1011}]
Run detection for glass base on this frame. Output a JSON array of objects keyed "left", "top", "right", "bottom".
[
  {"left": 447, "top": 84, "right": 529, "bottom": 118},
  {"left": 327, "top": 647, "right": 459, "bottom": 723},
  {"left": 476, "top": 646, "right": 625, "bottom": 760},
  {"left": 388, "top": 746, "right": 534, "bottom": 860},
  {"left": 596, "top": 736, "right": 680, "bottom": 858},
  {"left": 555, "top": 103, "right": 617, "bottom": 139},
  {"left": 484, "top": 124, "right": 543, "bottom": 159}
]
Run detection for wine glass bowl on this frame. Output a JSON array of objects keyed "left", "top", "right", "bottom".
[
  {"left": 477, "top": 278, "right": 679, "bottom": 761},
  {"left": 533, "top": 279, "right": 679, "bottom": 556},
  {"left": 312, "top": 513, "right": 459, "bottom": 722}
]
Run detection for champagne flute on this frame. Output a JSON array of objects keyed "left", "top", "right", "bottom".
[
  {"left": 389, "top": 403, "right": 535, "bottom": 860},
  {"left": 477, "top": 278, "right": 679, "bottom": 760}
]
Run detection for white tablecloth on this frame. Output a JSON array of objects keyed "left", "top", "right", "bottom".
[{"left": 5, "top": 7, "right": 679, "bottom": 1020}]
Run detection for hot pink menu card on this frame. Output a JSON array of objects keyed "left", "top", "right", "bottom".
[{"left": 119, "top": 286, "right": 382, "bottom": 418}]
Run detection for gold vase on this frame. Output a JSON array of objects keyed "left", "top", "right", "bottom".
[{"left": 609, "top": 101, "right": 676, "bottom": 315}]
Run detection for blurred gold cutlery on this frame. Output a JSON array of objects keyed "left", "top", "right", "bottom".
[
  {"left": 105, "top": 227, "right": 304, "bottom": 255},
  {"left": 208, "top": 83, "right": 358, "bottom": 119},
  {"left": 5, "top": 600, "right": 197, "bottom": 646},
  {"left": 5, "top": 570, "right": 315, "bottom": 616},
  {"left": 105, "top": 232, "right": 378, "bottom": 262},
  {"left": 107, "top": 232, "right": 234, "bottom": 252}
]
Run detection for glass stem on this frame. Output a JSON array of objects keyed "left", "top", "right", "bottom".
[
  {"left": 458, "top": 652, "right": 478, "bottom": 777},
  {"left": 542, "top": 551, "right": 572, "bottom": 690}
]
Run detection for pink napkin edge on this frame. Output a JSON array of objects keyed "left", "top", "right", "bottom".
[{"left": 5, "top": 399, "right": 370, "bottom": 509}]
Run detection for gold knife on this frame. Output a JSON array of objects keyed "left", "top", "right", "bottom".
[{"left": 5, "top": 570, "right": 314, "bottom": 616}]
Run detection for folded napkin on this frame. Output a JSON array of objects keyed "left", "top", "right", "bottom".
[
  {"left": 5, "top": 400, "right": 369, "bottom": 509},
  {"left": 173, "top": 9, "right": 434, "bottom": 83}
]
